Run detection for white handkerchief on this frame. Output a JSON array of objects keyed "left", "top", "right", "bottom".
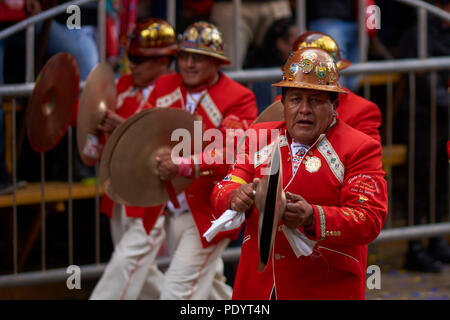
[
  {"left": 203, "top": 210, "right": 245, "bottom": 242},
  {"left": 282, "top": 225, "right": 316, "bottom": 258}
]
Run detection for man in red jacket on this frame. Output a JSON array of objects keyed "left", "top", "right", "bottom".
[
  {"left": 90, "top": 18, "right": 177, "bottom": 300},
  {"left": 146, "top": 21, "right": 258, "bottom": 299},
  {"left": 274, "top": 31, "right": 382, "bottom": 143},
  {"left": 210, "top": 47, "right": 388, "bottom": 299}
]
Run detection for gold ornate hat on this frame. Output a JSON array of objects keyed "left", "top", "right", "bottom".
[
  {"left": 179, "top": 21, "right": 230, "bottom": 65},
  {"left": 273, "top": 47, "right": 347, "bottom": 94},
  {"left": 128, "top": 18, "right": 177, "bottom": 56}
]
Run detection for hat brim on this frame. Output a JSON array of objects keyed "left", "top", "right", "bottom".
[
  {"left": 337, "top": 59, "right": 351, "bottom": 70},
  {"left": 179, "top": 48, "right": 231, "bottom": 65},
  {"left": 272, "top": 80, "right": 348, "bottom": 94}
]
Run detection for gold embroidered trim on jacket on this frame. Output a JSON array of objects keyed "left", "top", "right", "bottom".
[
  {"left": 156, "top": 87, "right": 182, "bottom": 108},
  {"left": 254, "top": 141, "right": 275, "bottom": 168},
  {"left": 326, "top": 230, "right": 342, "bottom": 237},
  {"left": 278, "top": 134, "right": 288, "bottom": 147},
  {"left": 200, "top": 92, "right": 223, "bottom": 127},
  {"left": 317, "top": 246, "right": 360, "bottom": 263},
  {"left": 317, "top": 205, "right": 326, "bottom": 240},
  {"left": 317, "top": 137, "right": 345, "bottom": 185}
]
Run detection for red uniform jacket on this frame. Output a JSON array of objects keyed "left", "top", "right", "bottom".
[
  {"left": 276, "top": 88, "right": 382, "bottom": 143},
  {"left": 100, "top": 74, "right": 162, "bottom": 219},
  {"left": 211, "top": 120, "right": 388, "bottom": 299},
  {"left": 142, "top": 72, "right": 258, "bottom": 247}
]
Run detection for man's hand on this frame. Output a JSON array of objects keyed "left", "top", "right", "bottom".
[
  {"left": 230, "top": 178, "right": 260, "bottom": 213},
  {"left": 97, "top": 109, "right": 125, "bottom": 134},
  {"left": 155, "top": 149, "right": 178, "bottom": 181},
  {"left": 283, "top": 192, "right": 314, "bottom": 229}
]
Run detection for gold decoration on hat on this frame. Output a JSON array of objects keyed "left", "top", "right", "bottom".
[
  {"left": 273, "top": 47, "right": 347, "bottom": 94},
  {"left": 179, "top": 21, "right": 230, "bottom": 65}
]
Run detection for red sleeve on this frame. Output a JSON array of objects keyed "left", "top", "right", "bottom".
[
  {"left": 303, "top": 138, "right": 388, "bottom": 245},
  {"left": 210, "top": 127, "right": 256, "bottom": 215}
]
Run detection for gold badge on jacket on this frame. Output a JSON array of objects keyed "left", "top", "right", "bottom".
[{"left": 305, "top": 156, "right": 322, "bottom": 173}]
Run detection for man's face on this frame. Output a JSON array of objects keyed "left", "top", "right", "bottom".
[
  {"left": 177, "top": 51, "right": 221, "bottom": 89},
  {"left": 283, "top": 87, "right": 336, "bottom": 145},
  {"left": 129, "top": 55, "right": 169, "bottom": 88}
]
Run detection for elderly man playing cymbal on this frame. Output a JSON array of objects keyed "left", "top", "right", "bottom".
[{"left": 210, "top": 47, "right": 388, "bottom": 300}]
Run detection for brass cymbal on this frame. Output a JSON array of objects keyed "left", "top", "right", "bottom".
[
  {"left": 99, "top": 108, "right": 156, "bottom": 198},
  {"left": 255, "top": 142, "right": 285, "bottom": 272},
  {"left": 102, "top": 177, "right": 132, "bottom": 206},
  {"left": 77, "top": 62, "right": 116, "bottom": 166},
  {"left": 254, "top": 100, "right": 284, "bottom": 124},
  {"left": 27, "top": 53, "right": 79, "bottom": 152},
  {"left": 109, "top": 108, "right": 196, "bottom": 206}
]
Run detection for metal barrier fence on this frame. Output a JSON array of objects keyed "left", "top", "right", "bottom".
[{"left": 0, "top": 0, "right": 449, "bottom": 289}]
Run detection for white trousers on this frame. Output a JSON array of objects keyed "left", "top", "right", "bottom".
[
  {"left": 90, "top": 205, "right": 165, "bottom": 300},
  {"left": 161, "top": 212, "right": 233, "bottom": 300}
]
